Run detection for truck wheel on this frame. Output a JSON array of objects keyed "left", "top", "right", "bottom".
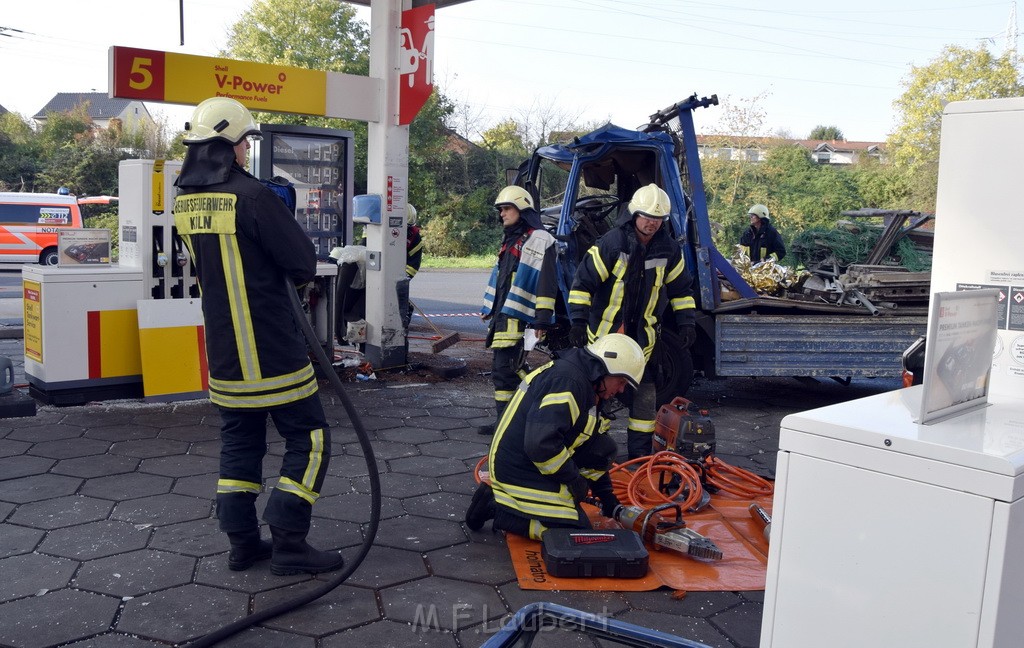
[
  {"left": 40, "top": 247, "right": 59, "bottom": 266},
  {"left": 652, "top": 329, "right": 694, "bottom": 406}
]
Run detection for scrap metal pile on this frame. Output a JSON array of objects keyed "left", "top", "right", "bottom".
[{"left": 726, "top": 209, "right": 933, "bottom": 315}]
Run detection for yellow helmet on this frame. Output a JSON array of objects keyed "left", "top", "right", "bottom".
[
  {"left": 408, "top": 204, "right": 418, "bottom": 226},
  {"left": 586, "top": 333, "right": 645, "bottom": 388},
  {"left": 748, "top": 204, "right": 769, "bottom": 220},
  {"left": 183, "top": 97, "right": 262, "bottom": 145},
  {"left": 494, "top": 186, "right": 533, "bottom": 211},
  {"left": 628, "top": 183, "right": 671, "bottom": 220}
]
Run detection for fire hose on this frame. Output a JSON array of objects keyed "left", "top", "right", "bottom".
[{"left": 184, "top": 281, "right": 382, "bottom": 647}]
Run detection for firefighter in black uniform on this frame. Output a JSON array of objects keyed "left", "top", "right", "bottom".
[
  {"left": 740, "top": 203, "right": 786, "bottom": 263},
  {"left": 465, "top": 334, "right": 645, "bottom": 538},
  {"left": 173, "top": 97, "right": 344, "bottom": 576},
  {"left": 478, "top": 186, "right": 558, "bottom": 435},
  {"left": 568, "top": 184, "right": 697, "bottom": 459}
]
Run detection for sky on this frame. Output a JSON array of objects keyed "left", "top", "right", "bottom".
[{"left": 0, "top": 0, "right": 1018, "bottom": 142}]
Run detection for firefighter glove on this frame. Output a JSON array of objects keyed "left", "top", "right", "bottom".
[
  {"left": 568, "top": 475, "right": 590, "bottom": 504},
  {"left": 590, "top": 474, "right": 621, "bottom": 518},
  {"left": 678, "top": 323, "right": 697, "bottom": 349},
  {"left": 568, "top": 322, "right": 588, "bottom": 347},
  {"left": 531, "top": 309, "right": 555, "bottom": 330}
]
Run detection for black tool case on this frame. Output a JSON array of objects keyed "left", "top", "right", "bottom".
[{"left": 541, "top": 528, "right": 649, "bottom": 578}]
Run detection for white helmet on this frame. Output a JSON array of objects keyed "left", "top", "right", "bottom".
[
  {"left": 586, "top": 334, "right": 645, "bottom": 388},
  {"left": 184, "top": 97, "right": 262, "bottom": 145},
  {"left": 494, "top": 186, "right": 533, "bottom": 211},
  {"left": 748, "top": 204, "right": 769, "bottom": 220},
  {"left": 628, "top": 184, "right": 671, "bottom": 220},
  {"left": 408, "top": 204, "right": 418, "bottom": 226}
]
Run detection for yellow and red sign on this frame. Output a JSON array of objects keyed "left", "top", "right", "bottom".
[{"left": 110, "top": 46, "right": 327, "bottom": 116}]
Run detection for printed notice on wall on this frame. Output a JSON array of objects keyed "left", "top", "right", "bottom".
[
  {"left": 918, "top": 289, "right": 1000, "bottom": 424},
  {"left": 23, "top": 281, "right": 42, "bottom": 363}
]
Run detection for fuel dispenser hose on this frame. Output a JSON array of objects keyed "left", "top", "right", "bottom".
[{"left": 184, "top": 282, "right": 382, "bottom": 648}]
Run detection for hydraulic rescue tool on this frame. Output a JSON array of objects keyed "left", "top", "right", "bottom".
[{"left": 613, "top": 503, "right": 723, "bottom": 561}]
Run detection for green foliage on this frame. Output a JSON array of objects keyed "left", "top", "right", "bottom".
[
  {"left": 421, "top": 187, "right": 502, "bottom": 257},
  {"left": 808, "top": 125, "right": 844, "bottom": 140},
  {"left": 889, "top": 44, "right": 1023, "bottom": 211}
]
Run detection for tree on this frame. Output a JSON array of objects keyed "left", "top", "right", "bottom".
[
  {"left": 809, "top": 125, "right": 844, "bottom": 141},
  {"left": 889, "top": 44, "right": 1023, "bottom": 211}
]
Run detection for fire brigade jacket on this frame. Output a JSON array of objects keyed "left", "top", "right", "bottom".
[
  {"left": 740, "top": 217, "right": 786, "bottom": 263},
  {"left": 406, "top": 225, "right": 423, "bottom": 278},
  {"left": 568, "top": 222, "right": 696, "bottom": 360},
  {"left": 173, "top": 141, "right": 318, "bottom": 410},
  {"left": 482, "top": 213, "right": 557, "bottom": 326},
  {"left": 489, "top": 347, "right": 611, "bottom": 525}
]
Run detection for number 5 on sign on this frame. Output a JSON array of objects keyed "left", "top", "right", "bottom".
[{"left": 110, "top": 47, "right": 166, "bottom": 101}]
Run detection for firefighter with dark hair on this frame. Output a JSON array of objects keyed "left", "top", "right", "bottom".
[
  {"left": 465, "top": 334, "right": 645, "bottom": 539},
  {"left": 568, "top": 183, "right": 697, "bottom": 459},
  {"left": 173, "top": 97, "right": 343, "bottom": 576},
  {"left": 478, "top": 186, "right": 558, "bottom": 436}
]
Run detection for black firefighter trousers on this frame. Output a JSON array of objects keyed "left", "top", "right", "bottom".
[{"left": 215, "top": 393, "right": 331, "bottom": 534}]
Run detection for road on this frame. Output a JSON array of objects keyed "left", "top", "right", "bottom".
[{"left": 410, "top": 268, "right": 488, "bottom": 337}]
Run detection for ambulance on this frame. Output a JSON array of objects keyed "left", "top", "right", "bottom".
[{"left": 0, "top": 192, "right": 85, "bottom": 265}]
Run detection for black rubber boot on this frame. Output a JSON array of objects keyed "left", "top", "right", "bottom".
[
  {"left": 269, "top": 526, "right": 346, "bottom": 576},
  {"left": 465, "top": 482, "right": 496, "bottom": 531},
  {"left": 627, "top": 430, "right": 653, "bottom": 460},
  {"left": 227, "top": 529, "right": 272, "bottom": 571}
]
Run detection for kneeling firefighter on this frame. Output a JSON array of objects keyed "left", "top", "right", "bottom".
[
  {"left": 173, "top": 97, "right": 344, "bottom": 576},
  {"left": 465, "top": 334, "right": 645, "bottom": 539}
]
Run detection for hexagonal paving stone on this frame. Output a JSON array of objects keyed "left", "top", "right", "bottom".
[
  {"left": 0, "top": 589, "right": 120, "bottom": 648},
  {"left": 497, "top": 584, "right": 629, "bottom": 619},
  {"left": 27, "top": 437, "right": 112, "bottom": 460},
  {"left": 316, "top": 492, "right": 403, "bottom": 523},
  {"left": 405, "top": 415, "right": 469, "bottom": 432},
  {"left": 80, "top": 472, "right": 173, "bottom": 501},
  {"left": 148, "top": 517, "right": 224, "bottom": 557},
  {"left": 388, "top": 455, "right": 468, "bottom": 478},
  {"left": 427, "top": 542, "right": 517, "bottom": 586},
  {"left": 189, "top": 440, "right": 221, "bottom": 458},
  {"left": 0, "top": 551, "right": 78, "bottom": 602},
  {"left": 623, "top": 590, "right": 740, "bottom": 617},
  {"left": 194, "top": 550, "right": 306, "bottom": 593},
  {"left": 0, "top": 437, "right": 31, "bottom": 458},
  {"left": 610, "top": 610, "right": 732, "bottom": 648},
  {"left": 419, "top": 439, "right": 490, "bottom": 460},
  {"left": 380, "top": 576, "right": 506, "bottom": 631},
  {"left": 0, "top": 500, "right": 12, "bottom": 521},
  {"left": 706, "top": 600, "right": 763, "bottom": 648},
  {"left": 39, "top": 519, "right": 151, "bottom": 560},
  {"left": 131, "top": 411, "right": 195, "bottom": 428},
  {"left": 323, "top": 619, "right": 457, "bottom": 648},
  {"left": 60, "top": 410, "right": 137, "bottom": 428},
  {"left": 372, "top": 514, "right": 467, "bottom": 552},
  {"left": 0, "top": 473, "right": 83, "bottom": 503},
  {"left": 109, "top": 438, "right": 189, "bottom": 459},
  {"left": 7, "top": 424, "right": 85, "bottom": 443},
  {"left": 172, "top": 473, "right": 217, "bottom": 498},
  {"left": 342, "top": 440, "right": 420, "bottom": 461},
  {"left": 350, "top": 471, "right": 438, "bottom": 497},
  {"left": 253, "top": 582, "right": 381, "bottom": 635},
  {"left": 111, "top": 493, "right": 212, "bottom": 527},
  {"left": 0, "top": 523, "right": 43, "bottom": 558},
  {"left": 51, "top": 454, "right": 140, "bottom": 479},
  {"left": 306, "top": 517, "right": 364, "bottom": 551},
  {"left": 350, "top": 414, "right": 404, "bottom": 432},
  {"left": 402, "top": 491, "right": 472, "bottom": 522},
  {"left": 0, "top": 454, "right": 54, "bottom": 480},
  {"left": 138, "top": 454, "right": 219, "bottom": 478},
  {"left": 436, "top": 472, "right": 480, "bottom": 496},
  {"left": 341, "top": 544, "right": 428, "bottom": 588},
  {"left": 75, "top": 549, "right": 197, "bottom": 597},
  {"left": 84, "top": 425, "right": 161, "bottom": 442},
  {"left": 63, "top": 633, "right": 167, "bottom": 647},
  {"left": 9, "top": 495, "right": 114, "bottom": 529},
  {"left": 374, "top": 426, "right": 446, "bottom": 444},
  {"left": 322, "top": 453, "right": 372, "bottom": 478},
  {"left": 116, "top": 583, "right": 250, "bottom": 644},
  {"left": 214, "top": 626, "right": 315, "bottom": 648},
  {"left": 158, "top": 425, "right": 220, "bottom": 442},
  {"left": 424, "top": 405, "right": 490, "bottom": 419}
]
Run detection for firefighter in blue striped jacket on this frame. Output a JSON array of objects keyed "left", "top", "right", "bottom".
[
  {"left": 478, "top": 186, "right": 558, "bottom": 435},
  {"left": 173, "top": 97, "right": 343, "bottom": 577},
  {"left": 465, "top": 334, "right": 645, "bottom": 538},
  {"left": 568, "top": 184, "right": 697, "bottom": 459}
]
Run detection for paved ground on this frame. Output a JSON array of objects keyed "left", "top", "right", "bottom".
[{"left": 0, "top": 322, "right": 903, "bottom": 648}]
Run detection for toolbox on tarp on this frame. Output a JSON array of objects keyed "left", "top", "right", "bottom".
[{"left": 541, "top": 528, "right": 649, "bottom": 578}]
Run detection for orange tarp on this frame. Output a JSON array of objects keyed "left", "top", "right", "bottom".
[{"left": 506, "top": 495, "right": 772, "bottom": 592}]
